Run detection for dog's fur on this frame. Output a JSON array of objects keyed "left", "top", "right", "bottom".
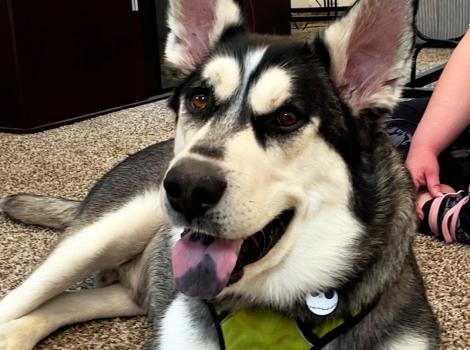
[{"left": 0, "top": 0, "right": 439, "bottom": 349}]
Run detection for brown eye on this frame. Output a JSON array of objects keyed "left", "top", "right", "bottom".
[
  {"left": 190, "top": 93, "right": 209, "bottom": 110},
  {"left": 277, "top": 110, "right": 299, "bottom": 128}
]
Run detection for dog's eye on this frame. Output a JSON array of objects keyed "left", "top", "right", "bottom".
[
  {"left": 190, "top": 92, "right": 209, "bottom": 111},
  {"left": 276, "top": 110, "right": 300, "bottom": 128}
]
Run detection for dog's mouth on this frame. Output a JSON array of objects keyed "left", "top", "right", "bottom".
[{"left": 172, "top": 209, "right": 295, "bottom": 300}]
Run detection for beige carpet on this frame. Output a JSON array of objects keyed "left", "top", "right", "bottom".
[{"left": 0, "top": 99, "right": 469, "bottom": 349}]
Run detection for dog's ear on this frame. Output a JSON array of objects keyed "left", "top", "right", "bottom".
[
  {"left": 321, "top": 0, "right": 414, "bottom": 117},
  {"left": 165, "top": 0, "right": 243, "bottom": 77}
]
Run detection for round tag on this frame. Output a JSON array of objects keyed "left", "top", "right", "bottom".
[{"left": 306, "top": 290, "right": 339, "bottom": 316}]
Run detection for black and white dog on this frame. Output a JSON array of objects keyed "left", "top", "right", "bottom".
[{"left": 0, "top": 0, "right": 439, "bottom": 349}]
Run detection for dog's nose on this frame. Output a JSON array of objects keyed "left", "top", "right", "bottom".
[{"left": 163, "top": 159, "right": 227, "bottom": 221}]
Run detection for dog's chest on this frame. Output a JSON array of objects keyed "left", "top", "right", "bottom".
[{"left": 209, "top": 292, "right": 362, "bottom": 350}]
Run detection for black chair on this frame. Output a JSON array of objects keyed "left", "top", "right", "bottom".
[
  {"left": 404, "top": 0, "right": 470, "bottom": 98},
  {"left": 290, "top": 1, "right": 350, "bottom": 24}
]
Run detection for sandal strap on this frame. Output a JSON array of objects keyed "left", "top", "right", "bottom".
[
  {"left": 442, "top": 194, "right": 469, "bottom": 244},
  {"left": 427, "top": 187, "right": 470, "bottom": 244},
  {"left": 428, "top": 194, "right": 451, "bottom": 239}
]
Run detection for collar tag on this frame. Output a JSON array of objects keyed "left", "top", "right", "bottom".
[{"left": 306, "top": 290, "right": 339, "bottom": 316}]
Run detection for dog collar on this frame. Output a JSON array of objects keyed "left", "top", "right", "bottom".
[{"left": 206, "top": 294, "right": 379, "bottom": 350}]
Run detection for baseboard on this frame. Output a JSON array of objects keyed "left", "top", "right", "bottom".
[{"left": 0, "top": 92, "right": 171, "bottom": 134}]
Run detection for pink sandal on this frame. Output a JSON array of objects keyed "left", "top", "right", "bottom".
[{"left": 420, "top": 186, "right": 470, "bottom": 244}]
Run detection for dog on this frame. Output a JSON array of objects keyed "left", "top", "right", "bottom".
[{"left": 0, "top": 0, "right": 439, "bottom": 349}]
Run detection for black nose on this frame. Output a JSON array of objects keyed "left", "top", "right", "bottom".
[{"left": 163, "top": 159, "right": 227, "bottom": 221}]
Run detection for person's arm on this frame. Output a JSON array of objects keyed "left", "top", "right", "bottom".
[{"left": 406, "top": 29, "right": 470, "bottom": 197}]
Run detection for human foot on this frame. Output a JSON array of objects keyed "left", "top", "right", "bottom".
[{"left": 418, "top": 186, "right": 470, "bottom": 244}]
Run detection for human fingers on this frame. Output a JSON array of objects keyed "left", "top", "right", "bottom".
[
  {"left": 407, "top": 168, "right": 426, "bottom": 194},
  {"left": 423, "top": 165, "right": 442, "bottom": 197},
  {"left": 439, "top": 184, "right": 456, "bottom": 194}
]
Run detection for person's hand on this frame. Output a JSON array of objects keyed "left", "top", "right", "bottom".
[
  {"left": 405, "top": 145, "right": 443, "bottom": 197},
  {"left": 406, "top": 145, "right": 442, "bottom": 220}
]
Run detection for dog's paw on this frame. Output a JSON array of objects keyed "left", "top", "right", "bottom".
[{"left": 0, "top": 319, "right": 37, "bottom": 350}]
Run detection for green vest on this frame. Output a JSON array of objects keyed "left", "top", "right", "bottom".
[{"left": 218, "top": 307, "right": 346, "bottom": 350}]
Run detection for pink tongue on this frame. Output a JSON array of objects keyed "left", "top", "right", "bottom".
[{"left": 172, "top": 233, "right": 243, "bottom": 299}]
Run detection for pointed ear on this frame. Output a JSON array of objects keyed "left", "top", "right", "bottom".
[
  {"left": 322, "top": 0, "right": 414, "bottom": 117},
  {"left": 165, "top": 0, "right": 243, "bottom": 76}
]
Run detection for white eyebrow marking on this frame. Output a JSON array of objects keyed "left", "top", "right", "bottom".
[
  {"left": 205, "top": 47, "right": 267, "bottom": 129},
  {"left": 242, "top": 47, "right": 267, "bottom": 90},
  {"left": 249, "top": 67, "right": 293, "bottom": 115},
  {"left": 202, "top": 56, "right": 241, "bottom": 101}
]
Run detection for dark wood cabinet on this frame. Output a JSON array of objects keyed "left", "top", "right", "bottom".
[
  {"left": 237, "top": 0, "right": 291, "bottom": 35},
  {"left": 0, "top": 0, "right": 164, "bottom": 132}
]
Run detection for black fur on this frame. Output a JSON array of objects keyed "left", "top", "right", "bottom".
[{"left": 0, "top": 1, "right": 439, "bottom": 349}]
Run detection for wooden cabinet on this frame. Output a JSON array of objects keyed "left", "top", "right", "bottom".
[
  {"left": 237, "top": 0, "right": 291, "bottom": 35},
  {"left": 0, "top": 0, "right": 163, "bottom": 132}
]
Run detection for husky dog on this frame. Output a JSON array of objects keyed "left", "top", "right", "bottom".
[{"left": 0, "top": 0, "right": 439, "bottom": 349}]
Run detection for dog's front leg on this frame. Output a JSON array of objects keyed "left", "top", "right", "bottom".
[
  {"left": 0, "top": 284, "right": 144, "bottom": 350},
  {"left": 153, "top": 294, "right": 219, "bottom": 350},
  {"left": 0, "top": 190, "right": 164, "bottom": 324}
]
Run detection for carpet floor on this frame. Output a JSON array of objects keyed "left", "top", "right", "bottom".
[{"left": 1, "top": 97, "right": 469, "bottom": 349}]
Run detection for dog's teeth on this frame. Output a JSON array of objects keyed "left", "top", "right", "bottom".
[{"left": 180, "top": 228, "right": 191, "bottom": 238}]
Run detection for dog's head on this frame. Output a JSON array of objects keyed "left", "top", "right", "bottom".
[{"left": 162, "top": 0, "right": 414, "bottom": 304}]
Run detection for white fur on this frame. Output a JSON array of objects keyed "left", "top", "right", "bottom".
[
  {"left": 0, "top": 1, "right": 425, "bottom": 349},
  {"left": 159, "top": 294, "right": 219, "bottom": 350},
  {"left": 0, "top": 189, "right": 163, "bottom": 324},
  {"left": 323, "top": 15, "right": 353, "bottom": 86},
  {"left": 249, "top": 67, "right": 293, "bottom": 115},
  {"left": 220, "top": 124, "right": 362, "bottom": 305},
  {"left": 165, "top": 3, "right": 194, "bottom": 72},
  {"left": 165, "top": 0, "right": 241, "bottom": 74},
  {"left": 224, "top": 47, "right": 268, "bottom": 124},
  {"left": 209, "top": 0, "right": 241, "bottom": 44},
  {"left": 172, "top": 48, "right": 267, "bottom": 156},
  {"left": 323, "top": 0, "right": 413, "bottom": 116},
  {"left": 174, "top": 116, "right": 187, "bottom": 155},
  {"left": 165, "top": 33, "right": 189, "bottom": 72},
  {"left": 172, "top": 121, "right": 213, "bottom": 160},
  {"left": 202, "top": 56, "right": 241, "bottom": 101},
  {"left": 0, "top": 285, "right": 143, "bottom": 350},
  {"left": 242, "top": 47, "right": 267, "bottom": 90},
  {"left": 384, "top": 334, "right": 430, "bottom": 350}
]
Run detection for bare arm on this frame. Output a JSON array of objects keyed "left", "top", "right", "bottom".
[{"left": 406, "top": 29, "right": 470, "bottom": 197}]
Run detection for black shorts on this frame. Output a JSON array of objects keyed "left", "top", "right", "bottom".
[{"left": 384, "top": 97, "right": 470, "bottom": 191}]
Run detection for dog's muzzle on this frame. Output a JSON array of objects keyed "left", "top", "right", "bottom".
[
  {"left": 164, "top": 158, "right": 295, "bottom": 300},
  {"left": 171, "top": 210, "right": 295, "bottom": 300}
]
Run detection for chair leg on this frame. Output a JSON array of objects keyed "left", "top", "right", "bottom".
[{"left": 410, "top": 45, "right": 425, "bottom": 87}]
